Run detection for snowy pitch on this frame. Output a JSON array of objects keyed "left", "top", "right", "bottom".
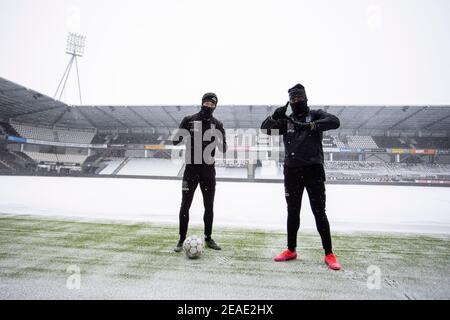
[
  {"left": 0, "top": 215, "right": 449, "bottom": 299},
  {"left": 0, "top": 176, "right": 449, "bottom": 299}
]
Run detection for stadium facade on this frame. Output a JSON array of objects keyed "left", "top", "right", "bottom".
[{"left": 1, "top": 77, "right": 449, "bottom": 186}]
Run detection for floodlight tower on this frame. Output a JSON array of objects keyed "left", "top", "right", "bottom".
[{"left": 54, "top": 32, "right": 86, "bottom": 104}]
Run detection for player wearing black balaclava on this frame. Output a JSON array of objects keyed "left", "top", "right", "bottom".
[
  {"left": 261, "top": 83, "right": 342, "bottom": 270},
  {"left": 172, "top": 92, "right": 227, "bottom": 252}
]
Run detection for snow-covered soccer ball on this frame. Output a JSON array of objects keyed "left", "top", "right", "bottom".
[{"left": 183, "top": 235, "right": 204, "bottom": 259}]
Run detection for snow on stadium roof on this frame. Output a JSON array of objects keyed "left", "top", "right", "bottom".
[{"left": 1, "top": 77, "right": 449, "bottom": 134}]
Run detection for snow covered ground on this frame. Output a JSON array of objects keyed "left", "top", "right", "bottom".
[
  {"left": 0, "top": 215, "right": 449, "bottom": 300},
  {"left": 0, "top": 175, "right": 449, "bottom": 234},
  {"left": 1, "top": 176, "right": 449, "bottom": 299}
]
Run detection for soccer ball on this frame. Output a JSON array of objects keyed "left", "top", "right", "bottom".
[{"left": 183, "top": 235, "right": 204, "bottom": 259}]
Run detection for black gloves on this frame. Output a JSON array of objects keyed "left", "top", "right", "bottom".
[
  {"left": 271, "top": 102, "right": 316, "bottom": 131},
  {"left": 295, "top": 122, "right": 313, "bottom": 130},
  {"left": 291, "top": 119, "right": 316, "bottom": 131},
  {"left": 272, "top": 102, "right": 289, "bottom": 120}
]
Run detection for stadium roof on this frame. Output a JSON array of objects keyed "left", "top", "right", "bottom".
[{"left": 1, "top": 77, "right": 449, "bottom": 135}]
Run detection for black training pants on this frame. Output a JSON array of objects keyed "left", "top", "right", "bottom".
[
  {"left": 284, "top": 165, "right": 333, "bottom": 254},
  {"left": 179, "top": 165, "right": 216, "bottom": 240}
]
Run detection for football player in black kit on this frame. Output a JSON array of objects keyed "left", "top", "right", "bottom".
[
  {"left": 173, "top": 92, "right": 227, "bottom": 252},
  {"left": 261, "top": 84, "right": 342, "bottom": 270}
]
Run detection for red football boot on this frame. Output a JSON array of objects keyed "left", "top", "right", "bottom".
[
  {"left": 274, "top": 249, "right": 297, "bottom": 262},
  {"left": 324, "top": 253, "right": 341, "bottom": 270}
]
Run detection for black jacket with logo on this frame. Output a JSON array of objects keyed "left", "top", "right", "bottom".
[
  {"left": 261, "top": 109, "right": 340, "bottom": 168},
  {"left": 173, "top": 112, "right": 227, "bottom": 166}
]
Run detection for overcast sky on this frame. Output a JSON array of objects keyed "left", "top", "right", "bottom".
[{"left": 1, "top": 0, "right": 449, "bottom": 106}]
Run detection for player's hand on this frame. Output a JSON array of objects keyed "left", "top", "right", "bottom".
[
  {"left": 295, "top": 122, "right": 312, "bottom": 130},
  {"left": 272, "top": 102, "right": 289, "bottom": 120}
]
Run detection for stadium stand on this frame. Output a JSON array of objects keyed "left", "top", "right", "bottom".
[
  {"left": 324, "top": 161, "right": 450, "bottom": 178},
  {"left": 370, "top": 136, "right": 450, "bottom": 149},
  {"left": 90, "top": 132, "right": 168, "bottom": 145},
  {"left": 90, "top": 133, "right": 112, "bottom": 144},
  {"left": 23, "top": 151, "right": 88, "bottom": 164},
  {"left": 325, "top": 160, "right": 386, "bottom": 172},
  {"left": 111, "top": 133, "right": 165, "bottom": 144},
  {"left": 56, "top": 130, "right": 96, "bottom": 144},
  {"left": 11, "top": 151, "right": 36, "bottom": 166},
  {"left": 0, "top": 160, "right": 11, "bottom": 172},
  {"left": 410, "top": 137, "right": 450, "bottom": 149},
  {"left": 322, "top": 136, "right": 337, "bottom": 148},
  {"left": 0, "top": 149, "right": 34, "bottom": 172},
  {"left": 372, "top": 136, "right": 411, "bottom": 148},
  {"left": 55, "top": 153, "right": 89, "bottom": 164},
  {"left": 13, "top": 124, "right": 55, "bottom": 141},
  {"left": 1, "top": 77, "right": 450, "bottom": 185},
  {"left": 331, "top": 135, "right": 347, "bottom": 148},
  {"left": 0, "top": 121, "right": 21, "bottom": 137},
  {"left": 12, "top": 123, "right": 95, "bottom": 144},
  {"left": 0, "top": 152, "right": 15, "bottom": 172},
  {"left": 347, "top": 136, "right": 379, "bottom": 149}
]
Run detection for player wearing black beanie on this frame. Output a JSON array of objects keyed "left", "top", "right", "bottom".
[
  {"left": 172, "top": 92, "right": 227, "bottom": 252},
  {"left": 261, "top": 83, "right": 342, "bottom": 270}
]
